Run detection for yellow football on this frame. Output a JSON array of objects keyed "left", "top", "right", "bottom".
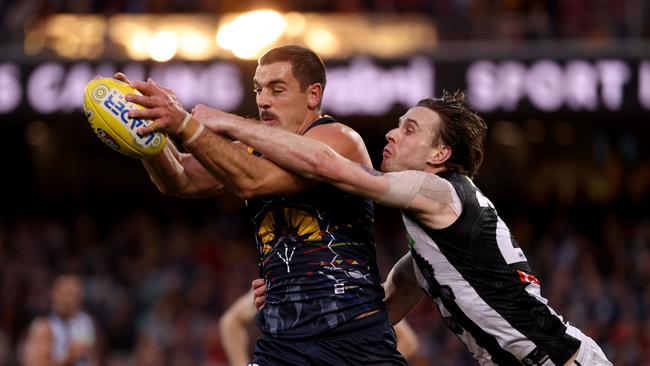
[{"left": 82, "top": 77, "right": 166, "bottom": 159}]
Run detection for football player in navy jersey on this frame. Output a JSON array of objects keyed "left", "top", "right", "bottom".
[
  {"left": 118, "top": 45, "right": 406, "bottom": 365},
  {"left": 215, "top": 91, "right": 612, "bottom": 366}
]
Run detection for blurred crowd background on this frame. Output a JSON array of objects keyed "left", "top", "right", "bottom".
[{"left": 1, "top": 0, "right": 650, "bottom": 365}]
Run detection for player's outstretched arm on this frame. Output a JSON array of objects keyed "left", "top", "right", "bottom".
[
  {"left": 123, "top": 77, "right": 369, "bottom": 200},
  {"left": 217, "top": 117, "right": 460, "bottom": 228}
]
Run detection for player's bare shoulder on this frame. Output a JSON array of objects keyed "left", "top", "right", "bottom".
[{"left": 304, "top": 122, "right": 370, "bottom": 165}]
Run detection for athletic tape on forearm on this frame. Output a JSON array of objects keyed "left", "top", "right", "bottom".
[
  {"left": 380, "top": 171, "right": 457, "bottom": 210},
  {"left": 380, "top": 171, "right": 428, "bottom": 209}
]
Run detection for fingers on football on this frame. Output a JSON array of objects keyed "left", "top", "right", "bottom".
[
  {"left": 126, "top": 94, "right": 159, "bottom": 108},
  {"left": 148, "top": 78, "right": 176, "bottom": 97},
  {"left": 157, "top": 83, "right": 174, "bottom": 95},
  {"left": 114, "top": 72, "right": 132, "bottom": 85},
  {"left": 128, "top": 107, "right": 161, "bottom": 120},
  {"left": 137, "top": 121, "right": 160, "bottom": 136},
  {"left": 132, "top": 79, "right": 161, "bottom": 97}
]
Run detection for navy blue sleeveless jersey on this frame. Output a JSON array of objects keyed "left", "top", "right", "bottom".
[{"left": 246, "top": 117, "right": 385, "bottom": 339}]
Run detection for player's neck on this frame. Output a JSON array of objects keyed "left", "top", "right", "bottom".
[
  {"left": 423, "top": 164, "right": 447, "bottom": 175},
  {"left": 296, "top": 112, "right": 323, "bottom": 135}
]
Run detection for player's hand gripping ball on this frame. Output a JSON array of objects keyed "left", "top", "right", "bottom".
[{"left": 82, "top": 77, "right": 166, "bottom": 159}]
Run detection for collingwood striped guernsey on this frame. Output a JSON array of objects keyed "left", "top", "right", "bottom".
[{"left": 403, "top": 172, "right": 581, "bottom": 365}]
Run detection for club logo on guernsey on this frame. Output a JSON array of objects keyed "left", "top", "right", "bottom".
[{"left": 94, "top": 86, "right": 163, "bottom": 149}]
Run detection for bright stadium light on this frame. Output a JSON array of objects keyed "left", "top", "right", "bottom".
[
  {"left": 305, "top": 28, "right": 339, "bottom": 57},
  {"left": 126, "top": 30, "right": 151, "bottom": 60},
  {"left": 216, "top": 10, "right": 286, "bottom": 60},
  {"left": 178, "top": 30, "right": 212, "bottom": 60},
  {"left": 148, "top": 31, "right": 178, "bottom": 62},
  {"left": 284, "top": 12, "right": 306, "bottom": 37}
]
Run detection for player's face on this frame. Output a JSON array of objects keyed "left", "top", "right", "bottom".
[
  {"left": 253, "top": 61, "right": 313, "bottom": 133},
  {"left": 381, "top": 106, "right": 441, "bottom": 172}
]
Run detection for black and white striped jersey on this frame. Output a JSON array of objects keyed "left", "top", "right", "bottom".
[{"left": 403, "top": 172, "right": 580, "bottom": 365}]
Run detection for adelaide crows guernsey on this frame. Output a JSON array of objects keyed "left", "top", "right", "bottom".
[
  {"left": 403, "top": 172, "right": 580, "bottom": 365},
  {"left": 246, "top": 117, "right": 385, "bottom": 339}
]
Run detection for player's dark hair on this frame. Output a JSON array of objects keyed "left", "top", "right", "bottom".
[
  {"left": 259, "top": 45, "right": 327, "bottom": 98},
  {"left": 416, "top": 91, "right": 487, "bottom": 178}
]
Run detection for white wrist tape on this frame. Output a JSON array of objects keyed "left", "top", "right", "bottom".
[
  {"left": 183, "top": 123, "right": 205, "bottom": 145},
  {"left": 176, "top": 112, "right": 192, "bottom": 134}
]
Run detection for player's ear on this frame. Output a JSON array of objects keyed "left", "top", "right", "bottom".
[
  {"left": 429, "top": 144, "right": 451, "bottom": 165},
  {"left": 307, "top": 83, "right": 322, "bottom": 110}
]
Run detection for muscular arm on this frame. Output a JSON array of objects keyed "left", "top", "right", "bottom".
[
  {"left": 177, "top": 111, "right": 371, "bottom": 200},
  {"left": 383, "top": 253, "right": 424, "bottom": 325},
  {"left": 218, "top": 118, "right": 460, "bottom": 228},
  {"left": 113, "top": 74, "right": 225, "bottom": 198},
  {"left": 142, "top": 139, "right": 226, "bottom": 197},
  {"left": 124, "top": 76, "right": 371, "bottom": 200}
]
